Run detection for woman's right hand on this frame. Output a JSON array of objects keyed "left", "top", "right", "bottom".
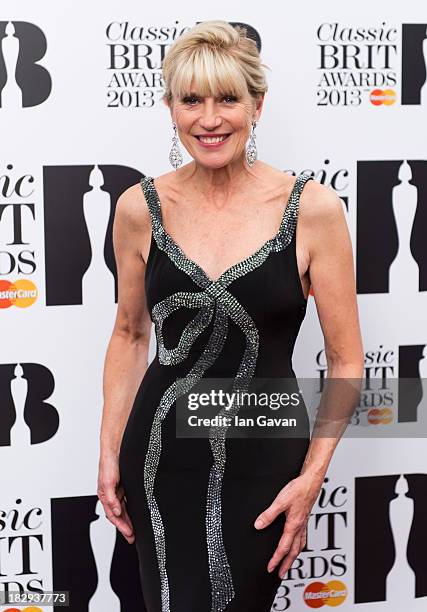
[{"left": 97, "top": 451, "right": 135, "bottom": 544}]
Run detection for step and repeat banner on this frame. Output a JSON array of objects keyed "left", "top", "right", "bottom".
[{"left": 1, "top": 1, "right": 427, "bottom": 610}]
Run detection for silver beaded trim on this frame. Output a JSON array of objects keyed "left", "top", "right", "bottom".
[{"left": 140, "top": 171, "right": 313, "bottom": 611}]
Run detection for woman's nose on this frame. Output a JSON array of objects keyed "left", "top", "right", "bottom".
[{"left": 199, "top": 99, "right": 221, "bottom": 128}]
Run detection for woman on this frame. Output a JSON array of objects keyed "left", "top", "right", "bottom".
[{"left": 97, "top": 19, "right": 364, "bottom": 612}]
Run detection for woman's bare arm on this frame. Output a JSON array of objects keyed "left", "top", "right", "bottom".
[
  {"left": 97, "top": 183, "right": 152, "bottom": 543},
  {"left": 298, "top": 181, "right": 365, "bottom": 478},
  {"left": 99, "top": 183, "right": 152, "bottom": 457}
]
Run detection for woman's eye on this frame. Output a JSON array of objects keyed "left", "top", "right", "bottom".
[
  {"left": 222, "top": 95, "right": 237, "bottom": 103},
  {"left": 183, "top": 96, "right": 199, "bottom": 105}
]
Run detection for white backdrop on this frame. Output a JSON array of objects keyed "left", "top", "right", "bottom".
[{"left": 1, "top": 1, "right": 427, "bottom": 610}]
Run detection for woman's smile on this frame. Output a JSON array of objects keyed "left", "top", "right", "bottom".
[{"left": 194, "top": 133, "right": 232, "bottom": 147}]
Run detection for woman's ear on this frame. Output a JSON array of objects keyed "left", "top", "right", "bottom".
[
  {"left": 254, "top": 93, "right": 265, "bottom": 122},
  {"left": 163, "top": 95, "right": 175, "bottom": 124}
]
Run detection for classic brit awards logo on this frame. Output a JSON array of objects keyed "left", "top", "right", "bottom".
[
  {"left": 316, "top": 22, "right": 427, "bottom": 107},
  {"left": 0, "top": 164, "right": 38, "bottom": 308},
  {"left": 315, "top": 343, "right": 426, "bottom": 428},
  {"left": 105, "top": 20, "right": 261, "bottom": 109}
]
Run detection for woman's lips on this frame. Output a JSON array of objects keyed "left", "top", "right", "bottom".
[{"left": 194, "top": 134, "right": 231, "bottom": 148}]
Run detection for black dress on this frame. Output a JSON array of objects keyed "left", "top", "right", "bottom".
[{"left": 119, "top": 170, "right": 314, "bottom": 612}]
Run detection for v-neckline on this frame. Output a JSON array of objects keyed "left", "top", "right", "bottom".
[{"left": 146, "top": 173, "right": 302, "bottom": 286}]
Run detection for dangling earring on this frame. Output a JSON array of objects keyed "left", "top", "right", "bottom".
[
  {"left": 169, "top": 121, "right": 183, "bottom": 170},
  {"left": 245, "top": 120, "right": 258, "bottom": 167}
]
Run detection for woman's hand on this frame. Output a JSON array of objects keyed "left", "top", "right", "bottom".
[
  {"left": 97, "top": 451, "right": 135, "bottom": 544},
  {"left": 254, "top": 470, "right": 323, "bottom": 578}
]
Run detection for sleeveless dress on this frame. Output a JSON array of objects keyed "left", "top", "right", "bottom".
[{"left": 119, "top": 170, "right": 314, "bottom": 612}]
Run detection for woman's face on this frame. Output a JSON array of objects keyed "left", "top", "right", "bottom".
[{"left": 168, "top": 82, "right": 264, "bottom": 168}]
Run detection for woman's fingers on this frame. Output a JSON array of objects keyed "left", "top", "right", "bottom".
[
  {"left": 278, "top": 530, "right": 303, "bottom": 578},
  {"left": 98, "top": 481, "right": 135, "bottom": 544},
  {"left": 119, "top": 496, "right": 136, "bottom": 535},
  {"left": 105, "top": 481, "right": 122, "bottom": 516},
  {"left": 300, "top": 522, "right": 308, "bottom": 549},
  {"left": 267, "top": 519, "right": 299, "bottom": 572},
  {"left": 104, "top": 498, "right": 135, "bottom": 543},
  {"left": 273, "top": 519, "right": 308, "bottom": 578},
  {"left": 105, "top": 507, "right": 135, "bottom": 543}
]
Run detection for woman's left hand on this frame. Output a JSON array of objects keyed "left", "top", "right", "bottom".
[{"left": 254, "top": 470, "right": 324, "bottom": 578}]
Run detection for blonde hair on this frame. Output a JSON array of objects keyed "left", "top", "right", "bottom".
[{"left": 161, "top": 20, "right": 269, "bottom": 105}]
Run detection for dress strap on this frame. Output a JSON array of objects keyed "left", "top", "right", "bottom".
[
  {"left": 274, "top": 171, "right": 313, "bottom": 250},
  {"left": 140, "top": 175, "right": 167, "bottom": 249},
  {"left": 140, "top": 175, "right": 159, "bottom": 222}
]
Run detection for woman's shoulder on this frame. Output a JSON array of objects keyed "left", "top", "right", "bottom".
[
  {"left": 115, "top": 179, "right": 152, "bottom": 236},
  {"left": 295, "top": 170, "right": 348, "bottom": 252},
  {"left": 296, "top": 171, "right": 344, "bottom": 224}
]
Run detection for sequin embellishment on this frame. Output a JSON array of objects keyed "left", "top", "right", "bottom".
[{"left": 140, "top": 171, "right": 313, "bottom": 612}]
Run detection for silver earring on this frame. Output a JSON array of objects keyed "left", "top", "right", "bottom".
[
  {"left": 245, "top": 120, "right": 258, "bottom": 167},
  {"left": 169, "top": 121, "right": 183, "bottom": 170}
]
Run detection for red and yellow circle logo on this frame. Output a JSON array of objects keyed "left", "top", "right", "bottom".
[
  {"left": 369, "top": 88, "right": 396, "bottom": 105},
  {"left": 304, "top": 580, "right": 347, "bottom": 607},
  {"left": 3, "top": 608, "right": 43, "bottom": 611},
  {"left": 368, "top": 407, "right": 393, "bottom": 425},
  {"left": 0, "top": 279, "right": 38, "bottom": 309}
]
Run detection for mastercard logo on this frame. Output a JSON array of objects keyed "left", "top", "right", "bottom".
[
  {"left": 0, "top": 279, "right": 38, "bottom": 309},
  {"left": 367, "top": 407, "right": 393, "bottom": 425},
  {"left": 369, "top": 88, "right": 396, "bottom": 106},
  {"left": 3, "top": 608, "right": 43, "bottom": 611},
  {"left": 304, "top": 580, "right": 347, "bottom": 607}
]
